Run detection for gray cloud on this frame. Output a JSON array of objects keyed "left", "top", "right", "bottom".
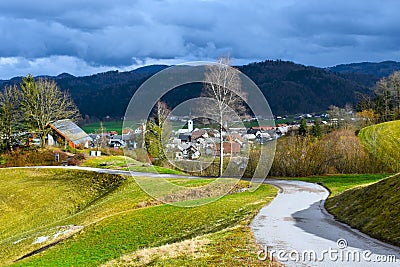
[{"left": 0, "top": 0, "right": 400, "bottom": 78}]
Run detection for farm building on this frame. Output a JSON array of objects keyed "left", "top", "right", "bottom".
[{"left": 47, "top": 119, "right": 92, "bottom": 148}]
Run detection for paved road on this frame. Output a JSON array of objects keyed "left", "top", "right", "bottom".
[{"left": 251, "top": 180, "right": 400, "bottom": 267}]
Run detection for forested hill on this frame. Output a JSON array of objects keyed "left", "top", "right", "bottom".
[
  {"left": 238, "top": 60, "right": 371, "bottom": 114},
  {"left": 328, "top": 60, "right": 400, "bottom": 77},
  {"left": 2, "top": 60, "right": 399, "bottom": 118}
]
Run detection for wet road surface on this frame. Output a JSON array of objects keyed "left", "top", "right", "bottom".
[{"left": 251, "top": 179, "right": 400, "bottom": 267}]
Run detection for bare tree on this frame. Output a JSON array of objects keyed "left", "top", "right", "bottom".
[
  {"left": 93, "top": 121, "right": 108, "bottom": 150},
  {"left": 20, "top": 74, "right": 81, "bottom": 147},
  {"left": 146, "top": 100, "right": 171, "bottom": 163},
  {"left": 375, "top": 78, "right": 392, "bottom": 121},
  {"left": 202, "top": 57, "right": 247, "bottom": 176},
  {"left": 0, "top": 85, "right": 23, "bottom": 152}
]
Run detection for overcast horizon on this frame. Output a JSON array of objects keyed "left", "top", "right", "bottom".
[{"left": 1, "top": 0, "right": 400, "bottom": 79}]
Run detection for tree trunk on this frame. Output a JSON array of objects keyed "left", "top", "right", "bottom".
[
  {"left": 219, "top": 115, "right": 223, "bottom": 177},
  {"left": 7, "top": 137, "right": 13, "bottom": 153},
  {"left": 41, "top": 134, "right": 46, "bottom": 148}
]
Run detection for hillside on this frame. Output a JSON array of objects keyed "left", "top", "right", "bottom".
[
  {"left": 328, "top": 61, "right": 400, "bottom": 88},
  {"left": 358, "top": 120, "right": 400, "bottom": 172},
  {"left": 325, "top": 173, "right": 400, "bottom": 247},
  {"left": 329, "top": 60, "right": 400, "bottom": 77},
  {"left": 0, "top": 60, "right": 388, "bottom": 118},
  {"left": 239, "top": 60, "right": 371, "bottom": 114},
  {"left": 0, "top": 168, "right": 277, "bottom": 266}
]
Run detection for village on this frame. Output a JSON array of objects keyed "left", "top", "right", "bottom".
[
  {"left": 14, "top": 110, "right": 351, "bottom": 165},
  {"left": 25, "top": 114, "right": 338, "bottom": 160}
]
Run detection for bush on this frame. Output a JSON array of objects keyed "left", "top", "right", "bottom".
[
  {"left": 0, "top": 148, "right": 69, "bottom": 167},
  {"left": 268, "top": 130, "right": 385, "bottom": 177}
]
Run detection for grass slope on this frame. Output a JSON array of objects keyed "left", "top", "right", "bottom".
[
  {"left": 325, "top": 174, "right": 400, "bottom": 247},
  {"left": 0, "top": 169, "right": 124, "bottom": 264},
  {"left": 0, "top": 168, "right": 278, "bottom": 266},
  {"left": 279, "top": 174, "right": 389, "bottom": 197},
  {"left": 358, "top": 120, "right": 400, "bottom": 172},
  {"left": 81, "top": 155, "right": 185, "bottom": 174}
]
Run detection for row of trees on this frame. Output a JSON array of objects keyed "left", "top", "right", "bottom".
[
  {"left": 0, "top": 75, "right": 80, "bottom": 152},
  {"left": 358, "top": 71, "right": 400, "bottom": 123}
]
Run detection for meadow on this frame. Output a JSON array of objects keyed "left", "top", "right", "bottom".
[
  {"left": 0, "top": 168, "right": 278, "bottom": 266},
  {"left": 358, "top": 120, "right": 400, "bottom": 172}
]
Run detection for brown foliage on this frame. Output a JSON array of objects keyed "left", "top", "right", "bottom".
[
  {"left": 269, "top": 130, "right": 380, "bottom": 177},
  {"left": 0, "top": 148, "right": 69, "bottom": 167}
]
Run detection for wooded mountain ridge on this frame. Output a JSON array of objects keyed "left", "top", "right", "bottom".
[{"left": 1, "top": 60, "right": 400, "bottom": 118}]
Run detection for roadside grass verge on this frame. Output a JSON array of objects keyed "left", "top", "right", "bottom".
[
  {"left": 325, "top": 173, "right": 400, "bottom": 247},
  {"left": 279, "top": 173, "right": 399, "bottom": 247},
  {"left": 81, "top": 155, "right": 185, "bottom": 175},
  {"left": 102, "top": 223, "right": 281, "bottom": 267},
  {"left": 277, "top": 173, "right": 390, "bottom": 196},
  {"left": 11, "top": 181, "right": 277, "bottom": 266}
]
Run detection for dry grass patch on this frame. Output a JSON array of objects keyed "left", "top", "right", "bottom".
[{"left": 101, "top": 238, "right": 210, "bottom": 266}]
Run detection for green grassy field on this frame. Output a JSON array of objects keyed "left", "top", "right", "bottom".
[
  {"left": 80, "top": 121, "right": 123, "bottom": 134},
  {"left": 325, "top": 173, "right": 400, "bottom": 247},
  {"left": 358, "top": 120, "right": 400, "bottom": 172},
  {"left": 0, "top": 168, "right": 124, "bottom": 264},
  {"left": 0, "top": 168, "right": 278, "bottom": 266},
  {"left": 81, "top": 155, "right": 185, "bottom": 175}
]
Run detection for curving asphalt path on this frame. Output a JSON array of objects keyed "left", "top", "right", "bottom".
[{"left": 251, "top": 180, "right": 400, "bottom": 267}]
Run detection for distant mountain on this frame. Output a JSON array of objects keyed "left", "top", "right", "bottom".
[
  {"left": 1, "top": 61, "right": 390, "bottom": 118},
  {"left": 238, "top": 60, "right": 371, "bottom": 114},
  {"left": 328, "top": 61, "right": 400, "bottom": 77},
  {"left": 57, "top": 73, "right": 76, "bottom": 79},
  {"left": 131, "top": 65, "right": 169, "bottom": 74}
]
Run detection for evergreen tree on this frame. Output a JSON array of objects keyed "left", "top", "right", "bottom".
[
  {"left": 311, "top": 118, "right": 322, "bottom": 138},
  {"left": 299, "top": 117, "right": 308, "bottom": 136}
]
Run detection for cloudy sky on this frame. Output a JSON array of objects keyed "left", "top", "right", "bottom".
[{"left": 0, "top": 0, "right": 399, "bottom": 79}]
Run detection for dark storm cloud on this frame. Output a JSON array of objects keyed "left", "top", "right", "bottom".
[{"left": 0, "top": 0, "right": 400, "bottom": 78}]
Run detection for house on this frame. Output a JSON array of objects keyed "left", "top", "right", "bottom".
[
  {"left": 214, "top": 141, "right": 241, "bottom": 155},
  {"left": 176, "top": 143, "right": 200, "bottom": 160},
  {"left": 109, "top": 138, "right": 126, "bottom": 148},
  {"left": 178, "top": 133, "right": 192, "bottom": 142},
  {"left": 191, "top": 129, "right": 208, "bottom": 141},
  {"left": 47, "top": 119, "right": 92, "bottom": 148},
  {"left": 134, "top": 124, "right": 146, "bottom": 134},
  {"left": 251, "top": 126, "right": 274, "bottom": 131}
]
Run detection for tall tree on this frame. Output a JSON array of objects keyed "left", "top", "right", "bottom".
[
  {"left": 0, "top": 85, "right": 23, "bottom": 152},
  {"left": 374, "top": 78, "right": 392, "bottom": 122},
  {"left": 202, "top": 57, "right": 247, "bottom": 176},
  {"left": 145, "top": 101, "right": 171, "bottom": 164},
  {"left": 20, "top": 75, "right": 80, "bottom": 147},
  {"left": 311, "top": 118, "right": 322, "bottom": 138},
  {"left": 386, "top": 71, "right": 400, "bottom": 119},
  {"left": 299, "top": 117, "right": 308, "bottom": 136}
]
